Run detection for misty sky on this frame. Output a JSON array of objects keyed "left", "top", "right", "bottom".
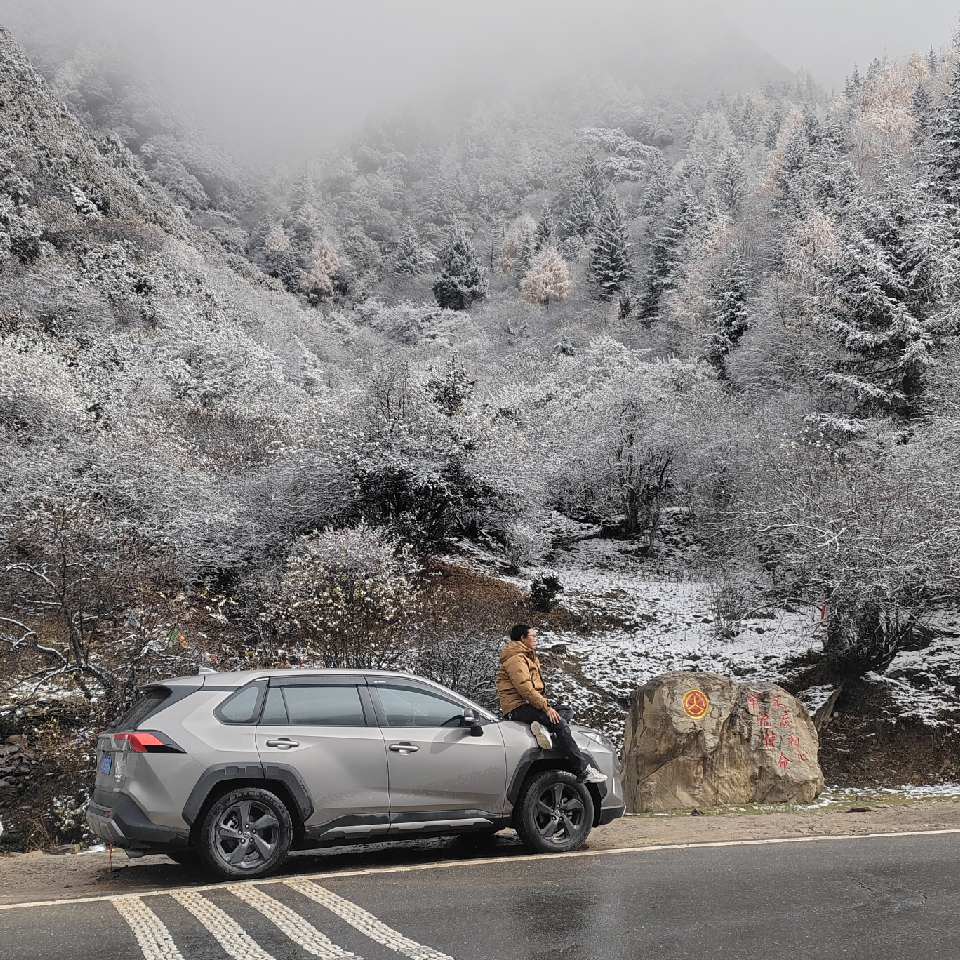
[
  {"left": 723, "top": 0, "right": 959, "bottom": 88},
  {"left": 3, "top": 1, "right": 959, "bottom": 152}
]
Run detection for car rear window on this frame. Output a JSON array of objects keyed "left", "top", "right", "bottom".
[
  {"left": 215, "top": 681, "right": 266, "bottom": 724},
  {"left": 107, "top": 687, "right": 171, "bottom": 732}
]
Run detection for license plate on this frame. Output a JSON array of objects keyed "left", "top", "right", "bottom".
[{"left": 99, "top": 754, "right": 113, "bottom": 775}]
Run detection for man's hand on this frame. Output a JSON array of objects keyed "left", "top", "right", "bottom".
[{"left": 545, "top": 706, "right": 560, "bottom": 725}]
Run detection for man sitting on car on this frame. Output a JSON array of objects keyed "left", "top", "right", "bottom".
[{"left": 496, "top": 624, "right": 606, "bottom": 784}]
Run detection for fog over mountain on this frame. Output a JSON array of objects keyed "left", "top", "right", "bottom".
[
  {"left": 1, "top": 0, "right": 957, "bottom": 156},
  {"left": 1, "top": 0, "right": 797, "bottom": 156}
]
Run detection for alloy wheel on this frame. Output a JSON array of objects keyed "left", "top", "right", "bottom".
[
  {"left": 533, "top": 781, "right": 586, "bottom": 845},
  {"left": 212, "top": 798, "right": 280, "bottom": 870}
]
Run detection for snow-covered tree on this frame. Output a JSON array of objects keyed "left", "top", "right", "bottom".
[
  {"left": 563, "top": 176, "right": 599, "bottom": 238},
  {"left": 266, "top": 525, "right": 419, "bottom": 670},
  {"left": 263, "top": 223, "right": 291, "bottom": 255},
  {"left": 712, "top": 147, "right": 748, "bottom": 213},
  {"left": 639, "top": 191, "right": 701, "bottom": 321},
  {"left": 929, "top": 55, "right": 960, "bottom": 204},
  {"left": 533, "top": 204, "right": 555, "bottom": 253},
  {"left": 299, "top": 239, "right": 341, "bottom": 301},
  {"left": 588, "top": 199, "right": 633, "bottom": 301},
  {"left": 394, "top": 221, "right": 432, "bottom": 276},
  {"left": 708, "top": 253, "right": 750, "bottom": 376},
  {"left": 520, "top": 247, "right": 571, "bottom": 308},
  {"left": 432, "top": 226, "right": 488, "bottom": 310}
]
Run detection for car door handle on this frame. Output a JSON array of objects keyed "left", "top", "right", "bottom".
[
  {"left": 264, "top": 738, "right": 299, "bottom": 749},
  {"left": 388, "top": 743, "right": 419, "bottom": 753}
]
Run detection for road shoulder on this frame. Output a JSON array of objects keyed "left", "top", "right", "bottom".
[{"left": 3, "top": 798, "right": 960, "bottom": 906}]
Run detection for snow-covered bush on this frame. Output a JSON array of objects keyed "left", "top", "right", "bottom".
[{"left": 265, "top": 525, "right": 420, "bottom": 670}]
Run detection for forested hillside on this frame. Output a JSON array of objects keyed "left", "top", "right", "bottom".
[{"left": 2, "top": 13, "right": 960, "bottom": 846}]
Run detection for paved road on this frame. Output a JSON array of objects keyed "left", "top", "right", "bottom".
[{"left": 2, "top": 830, "right": 958, "bottom": 960}]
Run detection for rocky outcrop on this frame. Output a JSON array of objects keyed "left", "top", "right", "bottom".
[{"left": 622, "top": 672, "right": 824, "bottom": 812}]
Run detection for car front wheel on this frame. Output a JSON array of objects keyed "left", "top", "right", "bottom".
[
  {"left": 199, "top": 787, "right": 293, "bottom": 880},
  {"left": 515, "top": 769, "right": 593, "bottom": 854}
]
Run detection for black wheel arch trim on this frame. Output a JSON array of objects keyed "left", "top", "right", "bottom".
[
  {"left": 182, "top": 762, "right": 313, "bottom": 827},
  {"left": 506, "top": 748, "right": 608, "bottom": 804}
]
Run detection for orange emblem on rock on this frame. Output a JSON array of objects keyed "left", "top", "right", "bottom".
[{"left": 682, "top": 689, "right": 709, "bottom": 719}]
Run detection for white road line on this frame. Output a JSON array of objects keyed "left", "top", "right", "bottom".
[
  {"left": 114, "top": 896, "right": 185, "bottom": 960},
  {"left": 286, "top": 878, "right": 453, "bottom": 960},
  {"left": 4, "top": 827, "right": 960, "bottom": 911},
  {"left": 170, "top": 889, "right": 275, "bottom": 960},
  {"left": 227, "top": 883, "right": 357, "bottom": 959}
]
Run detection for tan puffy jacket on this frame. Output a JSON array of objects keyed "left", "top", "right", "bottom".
[{"left": 496, "top": 640, "right": 549, "bottom": 715}]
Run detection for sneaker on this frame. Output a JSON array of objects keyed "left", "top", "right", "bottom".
[
  {"left": 530, "top": 721, "right": 553, "bottom": 750},
  {"left": 579, "top": 765, "right": 608, "bottom": 784}
]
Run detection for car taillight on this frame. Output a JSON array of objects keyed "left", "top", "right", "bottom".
[{"left": 113, "top": 732, "right": 182, "bottom": 753}]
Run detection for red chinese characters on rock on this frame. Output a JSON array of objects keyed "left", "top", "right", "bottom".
[
  {"left": 779, "top": 711, "right": 793, "bottom": 728},
  {"left": 787, "top": 735, "right": 801, "bottom": 748},
  {"left": 763, "top": 730, "right": 777, "bottom": 749},
  {"left": 772, "top": 695, "right": 784, "bottom": 709},
  {"left": 747, "top": 694, "right": 759, "bottom": 714},
  {"left": 798, "top": 753, "right": 810, "bottom": 762},
  {"left": 777, "top": 752, "right": 792, "bottom": 772},
  {"left": 758, "top": 714, "right": 772, "bottom": 729}
]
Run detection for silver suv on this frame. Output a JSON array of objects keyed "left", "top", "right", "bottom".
[{"left": 86, "top": 669, "right": 625, "bottom": 879}]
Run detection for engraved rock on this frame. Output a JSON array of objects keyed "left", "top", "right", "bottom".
[{"left": 622, "top": 672, "right": 824, "bottom": 812}]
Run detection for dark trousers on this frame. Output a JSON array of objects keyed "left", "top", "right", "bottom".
[{"left": 506, "top": 703, "right": 588, "bottom": 776}]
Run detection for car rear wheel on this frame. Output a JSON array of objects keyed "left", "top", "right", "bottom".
[
  {"left": 515, "top": 769, "right": 593, "bottom": 854},
  {"left": 199, "top": 787, "right": 293, "bottom": 880}
]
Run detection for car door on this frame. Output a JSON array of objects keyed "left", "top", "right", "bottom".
[
  {"left": 255, "top": 676, "right": 390, "bottom": 842},
  {"left": 368, "top": 679, "right": 508, "bottom": 828}
]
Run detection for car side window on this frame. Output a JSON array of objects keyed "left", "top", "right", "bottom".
[
  {"left": 215, "top": 681, "right": 265, "bottom": 724},
  {"left": 376, "top": 685, "right": 466, "bottom": 727},
  {"left": 278, "top": 685, "right": 367, "bottom": 726}
]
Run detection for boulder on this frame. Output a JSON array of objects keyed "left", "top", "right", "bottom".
[{"left": 622, "top": 672, "right": 824, "bottom": 812}]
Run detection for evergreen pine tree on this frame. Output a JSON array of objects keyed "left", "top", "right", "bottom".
[
  {"left": 581, "top": 155, "right": 608, "bottom": 207},
  {"left": 394, "top": 221, "right": 431, "bottom": 276},
  {"left": 929, "top": 58, "right": 960, "bottom": 204},
  {"left": 641, "top": 153, "right": 669, "bottom": 214},
  {"left": 826, "top": 233, "right": 932, "bottom": 416},
  {"left": 912, "top": 79, "right": 934, "bottom": 145},
  {"left": 588, "top": 199, "right": 634, "bottom": 301},
  {"left": 708, "top": 253, "right": 750, "bottom": 376},
  {"left": 713, "top": 147, "right": 747, "bottom": 213},
  {"left": 533, "top": 205, "right": 555, "bottom": 253},
  {"left": 432, "top": 226, "right": 488, "bottom": 310},
  {"left": 823, "top": 159, "right": 949, "bottom": 418},
  {"left": 562, "top": 177, "right": 598, "bottom": 238},
  {"left": 513, "top": 219, "right": 536, "bottom": 277},
  {"left": 638, "top": 192, "right": 699, "bottom": 321}
]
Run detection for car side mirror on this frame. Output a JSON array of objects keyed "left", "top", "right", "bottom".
[{"left": 461, "top": 708, "right": 484, "bottom": 737}]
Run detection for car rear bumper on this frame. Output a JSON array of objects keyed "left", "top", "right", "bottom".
[{"left": 86, "top": 795, "right": 189, "bottom": 851}]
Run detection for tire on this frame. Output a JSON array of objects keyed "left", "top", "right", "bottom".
[
  {"left": 514, "top": 769, "right": 593, "bottom": 854},
  {"left": 198, "top": 787, "right": 293, "bottom": 880}
]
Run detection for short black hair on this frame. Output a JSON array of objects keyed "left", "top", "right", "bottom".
[{"left": 510, "top": 624, "right": 531, "bottom": 643}]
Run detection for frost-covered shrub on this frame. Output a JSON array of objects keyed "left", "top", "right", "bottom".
[{"left": 265, "top": 525, "right": 420, "bottom": 670}]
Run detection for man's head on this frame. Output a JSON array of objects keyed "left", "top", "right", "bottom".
[{"left": 510, "top": 623, "right": 536, "bottom": 650}]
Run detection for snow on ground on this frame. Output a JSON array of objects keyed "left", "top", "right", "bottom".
[
  {"left": 524, "top": 537, "right": 821, "bottom": 741},
  {"left": 515, "top": 532, "right": 960, "bottom": 742}
]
